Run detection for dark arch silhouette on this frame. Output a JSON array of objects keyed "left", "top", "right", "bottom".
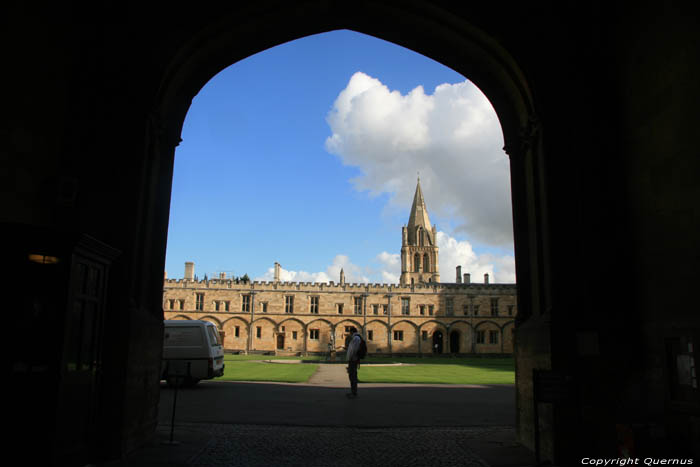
[
  {"left": 432, "top": 330, "right": 444, "bottom": 354},
  {"left": 148, "top": 4, "right": 542, "bottom": 459},
  {"left": 449, "top": 330, "right": 461, "bottom": 353}
]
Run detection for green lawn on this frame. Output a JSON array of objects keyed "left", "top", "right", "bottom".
[
  {"left": 220, "top": 353, "right": 514, "bottom": 384},
  {"left": 357, "top": 363, "right": 514, "bottom": 384},
  {"left": 220, "top": 360, "right": 319, "bottom": 383}
]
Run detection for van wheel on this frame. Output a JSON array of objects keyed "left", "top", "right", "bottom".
[
  {"left": 165, "top": 377, "right": 182, "bottom": 388},
  {"left": 165, "top": 376, "right": 200, "bottom": 387},
  {"left": 183, "top": 378, "right": 200, "bottom": 387}
]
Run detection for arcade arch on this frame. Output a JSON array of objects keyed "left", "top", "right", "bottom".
[{"left": 150, "top": 1, "right": 545, "bottom": 456}]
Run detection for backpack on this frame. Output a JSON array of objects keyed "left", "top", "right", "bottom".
[{"left": 356, "top": 335, "right": 368, "bottom": 359}]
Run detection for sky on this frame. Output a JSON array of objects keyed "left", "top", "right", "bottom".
[{"left": 165, "top": 30, "right": 515, "bottom": 284}]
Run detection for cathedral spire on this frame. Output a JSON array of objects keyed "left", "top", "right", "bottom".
[
  {"left": 406, "top": 177, "right": 433, "bottom": 243},
  {"left": 400, "top": 177, "right": 440, "bottom": 285}
]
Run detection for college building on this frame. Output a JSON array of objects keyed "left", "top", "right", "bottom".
[{"left": 163, "top": 180, "right": 517, "bottom": 355}]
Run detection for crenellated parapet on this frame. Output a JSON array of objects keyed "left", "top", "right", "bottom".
[{"left": 164, "top": 277, "right": 515, "bottom": 294}]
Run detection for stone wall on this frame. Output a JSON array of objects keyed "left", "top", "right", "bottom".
[{"left": 163, "top": 279, "right": 517, "bottom": 355}]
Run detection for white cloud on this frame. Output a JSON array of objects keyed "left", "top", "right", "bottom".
[
  {"left": 436, "top": 231, "right": 515, "bottom": 283},
  {"left": 254, "top": 254, "right": 370, "bottom": 284},
  {"left": 325, "top": 71, "right": 513, "bottom": 247},
  {"left": 376, "top": 251, "right": 400, "bottom": 284},
  {"left": 253, "top": 234, "right": 514, "bottom": 285}
]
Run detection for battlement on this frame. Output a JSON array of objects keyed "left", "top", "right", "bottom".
[{"left": 163, "top": 277, "right": 516, "bottom": 294}]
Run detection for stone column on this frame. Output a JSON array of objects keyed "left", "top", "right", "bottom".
[
  {"left": 386, "top": 293, "right": 393, "bottom": 355},
  {"left": 246, "top": 291, "right": 256, "bottom": 354},
  {"left": 362, "top": 292, "right": 368, "bottom": 340}
]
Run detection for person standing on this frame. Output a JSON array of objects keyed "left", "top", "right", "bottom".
[{"left": 345, "top": 327, "right": 362, "bottom": 398}]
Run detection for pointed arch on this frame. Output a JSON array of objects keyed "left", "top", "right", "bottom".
[
  {"left": 166, "top": 314, "right": 193, "bottom": 321},
  {"left": 198, "top": 315, "right": 223, "bottom": 328},
  {"left": 474, "top": 320, "right": 502, "bottom": 330},
  {"left": 222, "top": 316, "right": 250, "bottom": 327},
  {"left": 390, "top": 319, "right": 419, "bottom": 331},
  {"left": 276, "top": 317, "right": 308, "bottom": 331},
  {"left": 418, "top": 319, "right": 449, "bottom": 331}
]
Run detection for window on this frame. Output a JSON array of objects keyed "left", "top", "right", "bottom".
[
  {"left": 256, "top": 326, "right": 261, "bottom": 338},
  {"left": 225, "top": 301, "right": 230, "bottom": 312},
  {"left": 168, "top": 299, "right": 175, "bottom": 310},
  {"left": 241, "top": 294, "right": 250, "bottom": 312},
  {"left": 420, "top": 305, "right": 425, "bottom": 315},
  {"left": 476, "top": 330, "right": 485, "bottom": 344},
  {"left": 235, "top": 326, "right": 240, "bottom": 337},
  {"left": 261, "top": 302, "right": 268, "bottom": 313},
  {"left": 473, "top": 305, "right": 480, "bottom": 316},
  {"left": 337, "top": 303, "right": 343, "bottom": 314},
  {"left": 489, "top": 330, "right": 499, "bottom": 344},
  {"left": 196, "top": 293, "right": 204, "bottom": 311},
  {"left": 354, "top": 296, "right": 363, "bottom": 315},
  {"left": 382, "top": 304, "right": 388, "bottom": 315},
  {"left": 292, "top": 331, "right": 297, "bottom": 340},
  {"left": 428, "top": 305, "right": 434, "bottom": 316},
  {"left": 372, "top": 304, "right": 379, "bottom": 315},
  {"left": 214, "top": 300, "right": 220, "bottom": 311},
  {"left": 285, "top": 296, "right": 294, "bottom": 313},
  {"left": 490, "top": 298, "right": 499, "bottom": 316},
  {"left": 367, "top": 330, "right": 374, "bottom": 341},
  {"left": 463, "top": 304, "right": 469, "bottom": 315},
  {"left": 446, "top": 297, "right": 454, "bottom": 316},
  {"left": 179, "top": 299, "right": 185, "bottom": 310},
  {"left": 309, "top": 329, "right": 319, "bottom": 340},
  {"left": 207, "top": 326, "right": 221, "bottom": 346},
  {"left": 508, "top": 305, "right": 514, "bottom": 316},
  {"left": 422, "top": 331, "right": 428, "bottom": 341},
  {"left": 401, "top": 298, "right": 410, "bottom": 315},
  {"left": 393, "top": 330, "right": 404, "bottom": 341},
  {"left": 310, "top": 296, "right": 319, "bottom": 314}
]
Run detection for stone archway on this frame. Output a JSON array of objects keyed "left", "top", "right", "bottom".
[
  {"left": 450, "top": 330, "right": 460, "bottom": 354},
  {"left": 432, "top": 331, "right": 443, "bottom": 354},
  {"left": 150, "top": 2, "right": 546, "bottom": 458}
]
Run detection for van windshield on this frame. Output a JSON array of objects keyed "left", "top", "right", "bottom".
[{"left": 207, "top": 326, "right": 221, "bottom": 346}]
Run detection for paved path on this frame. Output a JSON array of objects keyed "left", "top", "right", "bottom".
[
  {"left": 307, "top": 362, "right": 354, "bottom": 387},
  {"left": 110, "top": 364, "right": 534, "bottom": 466},
  {"left": 113, "top": 423, "right": 533, "bottom": 467}
]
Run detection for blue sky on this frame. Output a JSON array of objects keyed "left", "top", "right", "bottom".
[{"left": 165, "top": 30, "right": 515, "bottom": 284}]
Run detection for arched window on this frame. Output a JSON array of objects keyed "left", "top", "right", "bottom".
[
  {"left": 414, "top": 253, "right": 420, "bottom": 272},
  {"left": 423, "top": 253, "right": 430, "bottom": 272}
]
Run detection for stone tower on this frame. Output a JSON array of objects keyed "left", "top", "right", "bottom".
[{"left": 400, "top": 178, "right": 440, "bottom": 285}]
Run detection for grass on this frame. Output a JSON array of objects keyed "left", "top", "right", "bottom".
[
  {"left": 357, "top": 364, "right": 514, "bottom": 384},
  {"left": 220, "top": 353, "right": 514, "bottom": 385},
  {"left": 220, "top": 360, "right": 319, "bottom": 383}
]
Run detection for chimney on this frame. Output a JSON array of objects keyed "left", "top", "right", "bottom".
[
  {"left": 184, "top": 262, "right": 194, "bottom": 281},
  {"left": 274, "top": 262, "right": 281, "bottom": 282},
  {"left": 340, "top": 268, "right": 346, "bottom": 285},
  {"left": 464, "top": 273, "right": 470, "bottom": 284},
  {"left": 456, "top": 265, "right": 462, "bottom": 283},
  {"left": 484, "top": 273, "right": 490, "bottom": 284}
]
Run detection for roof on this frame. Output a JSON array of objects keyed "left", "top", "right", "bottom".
[{"left": 406, "top": 178, "right": 434, "bottom": 244}]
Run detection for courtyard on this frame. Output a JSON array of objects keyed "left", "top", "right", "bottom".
[{"left": 109, "top": 355, "right": 533, "bottom": 466}]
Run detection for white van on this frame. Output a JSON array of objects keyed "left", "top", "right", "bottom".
[{"left": 161, "top": 320, "right": 225, "bottom": 386}]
